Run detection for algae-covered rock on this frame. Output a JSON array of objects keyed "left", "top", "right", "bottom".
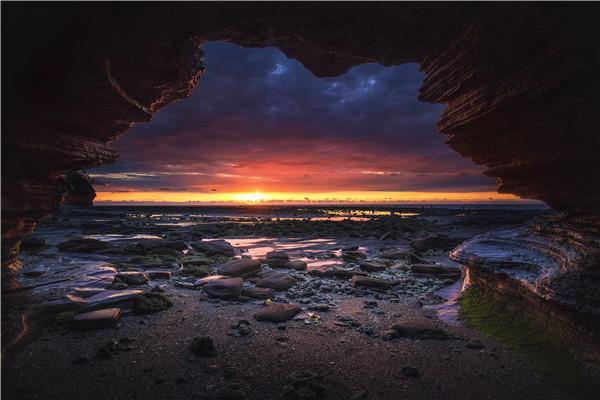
[
  {"left": 181, "top": 264, "right": 212, "bottom": 277},
  {"left": 132, "top": 292, "right": 173, "bottom": 314},
  {"left": 111, "top": 278, "right": 129, "bottom": 290}
]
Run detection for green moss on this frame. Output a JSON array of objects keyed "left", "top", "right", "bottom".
[
  {"left": 458, "top": 288, "right": 600, "bottom": 400},
  {"left": 132, "top": 292, "right": 173, "bottom": 314}
]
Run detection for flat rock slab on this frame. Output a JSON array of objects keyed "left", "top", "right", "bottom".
[
  {"left": 218, "top": 258, "right": 261, "bottom": 277},
  {"left": 204, "top": 278, "right": 243, "bottom": 299},
  {"left": 342, "top": 250, "right": 367, "bottom": 262},
  {"left": 324, "top": 269, "right": 368, "bottom": 279},
  {"left": 254, "top": 303, "right": 301, "bottom": 322},
  {"left": 194, "top": 275, "right": 229, "bottom": 286},
  {"left": 255, "top": 271, "right": 296, "bottom": 291},
  {"left": 71, "top": 308, "right": 121, "bottom": 330},
  {"left": 379, "top": 248, "right": 412, "bottom": 259},
  {"left": 352, "top": 275, "right": 395, "bottom": 289},
  {"left": 242, "top": 287, "right": 274, "bottom": 299},
  {"left": 359, "top": 261, "right": 387, "bottom": 272},
  {"left": 115, "top": 271, "right": 149, "bottom": 285},
  {"left": 77, "top": 289, "right": 144, "bottom": 312},
  {"left": 192, "top": 239, "right": 235, "bottom": 257},
  {"left": 284, "top": 260, "right": 307, "bottom": 270},
  {"left": 390, "top": 324, "right": 449, "bottom": 340}
]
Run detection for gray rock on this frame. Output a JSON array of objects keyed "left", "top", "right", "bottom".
[
  {"left": 218, "top": 258, "right": 261, "bottom": 278},
  {"left": 191, "top": 239, "right": 235, "bottom": 257},
  {"left": 204, "top": 278, "right": 243, "bottom": 299},
  {"left": 359, "top": 261, "right": 387, "bottom": 272}
]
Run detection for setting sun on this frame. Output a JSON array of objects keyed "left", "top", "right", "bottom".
[{"left": 232, "top": 191, "right": 268, "bottom": 203}]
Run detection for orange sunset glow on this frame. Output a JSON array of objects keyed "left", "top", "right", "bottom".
[{"left": 95, "top": 190, "right": 524, "bottom": 204}]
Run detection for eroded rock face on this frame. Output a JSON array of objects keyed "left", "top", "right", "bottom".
[
  {"left": 63, "top": 171, "right": 96, "bottom": 207},
  {"left": 2, "top": 3, "right": 599, "bottom": 315},
  {"left": 451, "top": 214, "right": 600, "bottom": 330}
]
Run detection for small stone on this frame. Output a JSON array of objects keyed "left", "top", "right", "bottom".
[
  {"left": 284, "top": 260, "right": 308, "bottom": 270},
  {"left": 308, "top": 303, "right": 330, "bottom": 312},
  {"left": 242, "top": 287, "right": 274, "bottom": 299},
  {"left": 190, "top": 335, "right": 217, "bottom": 356},
  {"left": 363, "top": 301, "right": 378, "bottom": 309},
  {"left": 254, "top": 304, "right": 301, "bottom": 322},
  {"left": 351, "top": 275, "right": 394, "bottom": 290},
  {"left": 359, "top": 261, "right": 387, "bottom": 272},
  {"left": 147, "top": 270, "right": 172, "bottom": 280}
]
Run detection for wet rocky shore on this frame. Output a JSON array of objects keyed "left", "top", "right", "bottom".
[{"left": 4, "top": 205, "right": 586, "bottom": 400}]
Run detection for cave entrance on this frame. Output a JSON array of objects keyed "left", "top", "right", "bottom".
[{"left": 88, "top": 42, "right": 501, "bottom": 205}]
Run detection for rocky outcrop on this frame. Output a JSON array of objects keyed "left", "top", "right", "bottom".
[
  {"left": 451, "top": 214, "right": 600, "bottom": 332},
  {"left": 2, "top": 2, "right": 599, "bottom": 316},
  {"left": 63, "top": 171, "right": 96, "bottom": 207}
]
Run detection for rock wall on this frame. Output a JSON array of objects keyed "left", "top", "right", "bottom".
[
  {"left": 2, "top": 2, "right": 599, "bottom": 305},
  {"left": 64, "top": 171, "right": 96, "bottom": 208}
]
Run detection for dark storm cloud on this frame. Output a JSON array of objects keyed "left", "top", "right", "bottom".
[{"left": 91, "top": 42, "right": 495, "bottom": 193}]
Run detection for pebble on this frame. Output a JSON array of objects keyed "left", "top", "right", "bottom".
[{"left": 190, "top": 335, "right": 217, "bottom": 357}]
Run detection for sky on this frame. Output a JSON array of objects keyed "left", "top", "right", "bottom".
[{"left": 91, "top": 42, "right": 525, "bottom": 205}]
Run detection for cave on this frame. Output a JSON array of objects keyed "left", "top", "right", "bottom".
[{"left": 2, "top": 3, "right": 599, "bottom": 399}]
